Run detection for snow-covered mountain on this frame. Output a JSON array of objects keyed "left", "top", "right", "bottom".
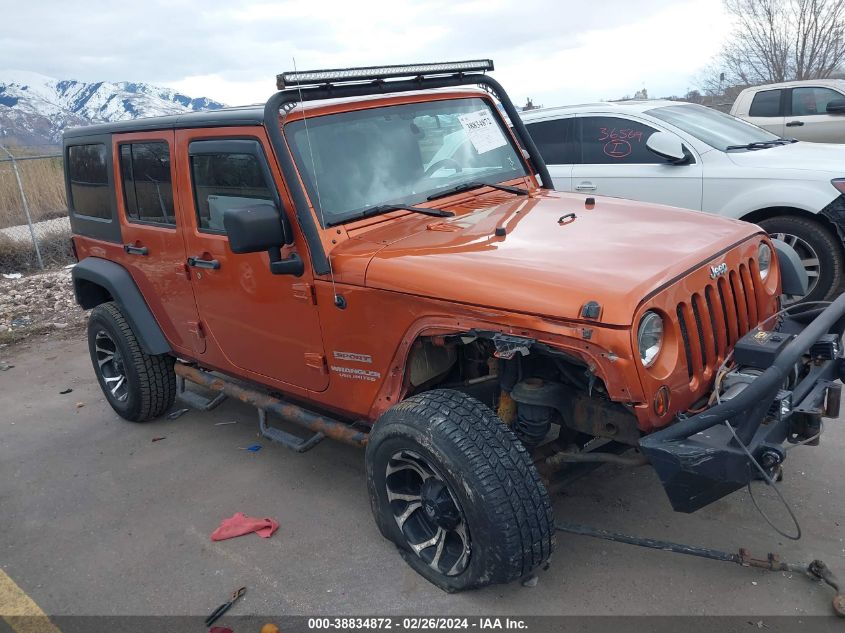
[{"left": 0, "top": 71, "right": 226, "bottom": 146}]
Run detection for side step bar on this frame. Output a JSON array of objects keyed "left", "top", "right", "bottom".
[
  {"left": 174, "top": 363, "right": 369, "bottom": 449},
  {"left": 259, "top": 409, "right": 325, "bottom": 453},
  {"left": 177, "top": 375, "right": 228, "bottom": 411}
]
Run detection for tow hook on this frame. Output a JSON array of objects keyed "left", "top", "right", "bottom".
[
  {"left": 758, "top": 447, "right": 784, "bottom": 480},
  {"left": 555, "top": 522, "right": 845, "bottom": 616}
]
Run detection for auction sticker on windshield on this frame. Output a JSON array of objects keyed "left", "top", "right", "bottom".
[{"left": 458, "top": 109, "right": 507, "bottom": 154}]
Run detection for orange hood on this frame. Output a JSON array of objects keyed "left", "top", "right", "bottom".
[{"left": 334, "top": 191, "right": 761, "bottom": 326}]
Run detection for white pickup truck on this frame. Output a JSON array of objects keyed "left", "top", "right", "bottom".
[{"left": 730, "top": 79, "right": 845, "bottom": 143}]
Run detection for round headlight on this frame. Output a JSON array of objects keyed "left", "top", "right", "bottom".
[
  {"left": 758, "top": 242, "right": 772, "bottom": 280},
  {"left": 638, "top": 311, "right": 664, "bottom": 368}
]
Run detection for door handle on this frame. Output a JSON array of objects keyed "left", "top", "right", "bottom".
[
  {"left": 575, "top": 183, "right": 597, "bottom": 192},
  {"left": 786, "top": 120, "right": 805, "bottom": 127},
  {"left": 123, "top": 244, "right": 148, "bottom": 256},
  {"left": 187, "top": 256, "right": 220, "bottom": 270}
]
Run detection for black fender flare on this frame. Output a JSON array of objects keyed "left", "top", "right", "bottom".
[
  {"left": 71, "top": 258, "right": 171, "bottom": 355},
  {"left": 772, "top": 238, "right": 809, "bottom": 297}
]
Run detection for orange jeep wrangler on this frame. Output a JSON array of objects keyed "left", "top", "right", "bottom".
[{"left": 65, "top": 61, "right": 845, "bottom": 592}]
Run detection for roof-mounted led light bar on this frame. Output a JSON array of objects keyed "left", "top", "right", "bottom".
[{"left": 276, "top": 59, "right": 494, "bottom": 89}]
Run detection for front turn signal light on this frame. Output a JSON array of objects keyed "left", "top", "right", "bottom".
[{"left": 654, "top": 385, "right": 671, "bottom": 416}]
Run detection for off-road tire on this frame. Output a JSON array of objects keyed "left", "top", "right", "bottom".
[
  {"left": 758, "top": 215, "right": 844, "bottom": 302},
  {"left": 87, "top": 301, "right": 175, "bottom": 422},
  {"left": 366, "top": 389, "right": 555, "bottom": 592}
]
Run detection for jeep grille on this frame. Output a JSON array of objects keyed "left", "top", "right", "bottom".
[{"left": 676, "top": 260, "right": 761, "bottom": 384}]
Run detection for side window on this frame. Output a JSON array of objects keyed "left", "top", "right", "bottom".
[
  {"left": 749, "top": 89, "right": 782, "bottom": 117},
  {"left": 525, "top": 118, "right": 579, "bottom": 164},
  {"left": 119, "top": 142, "right": 175, "bottom": 225},
  {"left": 68, "top": 143, "right": 111, "bottom": 219},
  {"left": 189, "top": 141, "right": 274, "bottom": 233},
  {"left": 580, "top": 117, "right": 658, "bottom": 165},
  {"left": 791, "top": 87, "right": 843, "bottom": 116}
]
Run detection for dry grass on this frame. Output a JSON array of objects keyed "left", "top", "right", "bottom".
[
  {"left": 0, "top": 229, "right": 73, "bottom": 271},
  {"left": 0, "top": 150, "right": 66, "bottom": 229}
]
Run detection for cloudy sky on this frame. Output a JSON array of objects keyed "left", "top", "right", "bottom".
[{"left": 0, "top": 0, "right": 732, "bottom": 107}]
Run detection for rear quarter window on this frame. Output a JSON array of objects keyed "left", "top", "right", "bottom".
[
  {"left": 68, "top": 143, "right": 111, "bottom": 220},
  {"left": 749, "top": 90, "right": 782, "bottom": 117}
]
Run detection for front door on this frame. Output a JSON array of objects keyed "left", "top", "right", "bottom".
[
  {"left": 112, "top": 131, "right": 204, "bottom": 356},
  {"left": 175, "top": 128, "right": 329, "bottom": 392},
  {"left": 570, "top": 115, "right": 703, "bottom": 211},
  {"left": 787, "top": 86, "right": 845, "bottom": 142}
]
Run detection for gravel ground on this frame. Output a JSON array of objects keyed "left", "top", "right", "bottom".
[{"left": 0, "top": 266, "right": 86, "bottom": 346}]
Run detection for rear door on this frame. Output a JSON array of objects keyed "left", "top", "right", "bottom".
[
  {"left": 744, "top": 88, "right": 786, "bottom": 137},
  {"left": 570, "top": 114, "right": 703, "bottom": 210},
  {"left": 112, "top": 131, "right": 204, "bottom": 356},
  {"left": 176, "top": 128, "right": 329, "bottom": 392},
  {"left": 523, "top": 116, "right": 577, "bottom": 190},
  {"left": 786, "top": 86, "right": 845, "bottom": 142}
]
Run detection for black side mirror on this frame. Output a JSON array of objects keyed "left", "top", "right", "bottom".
[
  {"left": 826, "top": 99, "right": 845, "bottom": 114},
  {"left": 224, "top": 204, "right": 292, "bottom": 252},
  {"left": 223, "top": 204, "right": 303, "bottom": 276}
]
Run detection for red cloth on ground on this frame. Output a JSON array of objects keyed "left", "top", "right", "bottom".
[
  {"left": 210, "top": 512, "right": 279, "bottom": 541},
  {"left": 209, "top": 628, "right": 233, "bottom": 633}
]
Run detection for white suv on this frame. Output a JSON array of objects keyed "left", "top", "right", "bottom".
[
  {"left": 731, "top": 79, "right": 845, "bottom": 143},
  {"left": 520, "top": 100, "right": 845, "bottom": 302}
]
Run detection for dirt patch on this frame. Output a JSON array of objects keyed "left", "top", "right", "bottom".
[{"left": 0, "top": 266, "right": 86, "bottom": 347}]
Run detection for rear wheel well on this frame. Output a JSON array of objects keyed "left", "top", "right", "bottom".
[{"left": 74, "top": 278, "right": 113, "bottom": 309}]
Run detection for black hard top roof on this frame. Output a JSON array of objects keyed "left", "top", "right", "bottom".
[{"left": 62, "top": 105, "right": 266, "bottom": 140}]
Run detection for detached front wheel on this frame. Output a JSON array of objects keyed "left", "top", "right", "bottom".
[{"left": 366, "top": 389, "right": 555, "bottom": 592}]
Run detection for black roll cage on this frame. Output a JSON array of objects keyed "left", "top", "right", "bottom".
[{"left": 261, "top": 72, "right": 553, "bottom": 276}]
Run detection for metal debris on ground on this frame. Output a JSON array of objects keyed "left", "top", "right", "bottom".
[
  {"left": 215, "top": 421, "right": 238, "bottom": 426},
  {"left": 151, "top": 436, "right": 166, "bottom": 442},
  {"left": 59, "top": 388, "right": 72, "bottom": 394},
  {"left": 521, "top": 575, "right": 539, "bottom": 587},
  {"left": 555, "top": 522, "right": 845, "bottom": 616},
  {"left": 205, "top": 586, "right": 246, "bottom": 627},
  {"left": 166, "top": 408, "right": 189, "bottom": 420},
  {"left": 0, "top": 362, "right": 13, "bottom": 371}
]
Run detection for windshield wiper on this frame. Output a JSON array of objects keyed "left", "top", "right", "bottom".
[
  {"left": 725, "top": 139, "right": 795, "bottom": 151},
  {"left": 327, "top": 204, "right": 454, "bottom": 227},
  {"left": 426, "top": 181, "right": 528, "bottom": 201}
]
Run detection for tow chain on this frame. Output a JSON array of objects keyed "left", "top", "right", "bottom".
[{"left": 555, "top": 522, "right": 844, "bottom": 617}]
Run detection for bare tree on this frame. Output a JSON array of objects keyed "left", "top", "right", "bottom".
[{"left": 714, "top": 0, "right": 845, "bottom": 87}]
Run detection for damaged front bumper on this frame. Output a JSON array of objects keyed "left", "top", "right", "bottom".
[{"left": 640, "top": 293, "right": 845, "bottom": 513}]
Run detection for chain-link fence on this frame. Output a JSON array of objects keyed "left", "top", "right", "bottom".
[{"left": 0, "top": 145, "right": 73, "bottom": 274}]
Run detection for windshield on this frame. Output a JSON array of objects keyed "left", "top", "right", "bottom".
[
  {"left": 285, "top": 97, "right": 528, "bottom": 226},
  {"left": 646, "top": 103, "right": 780, "bottom": 151}
]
